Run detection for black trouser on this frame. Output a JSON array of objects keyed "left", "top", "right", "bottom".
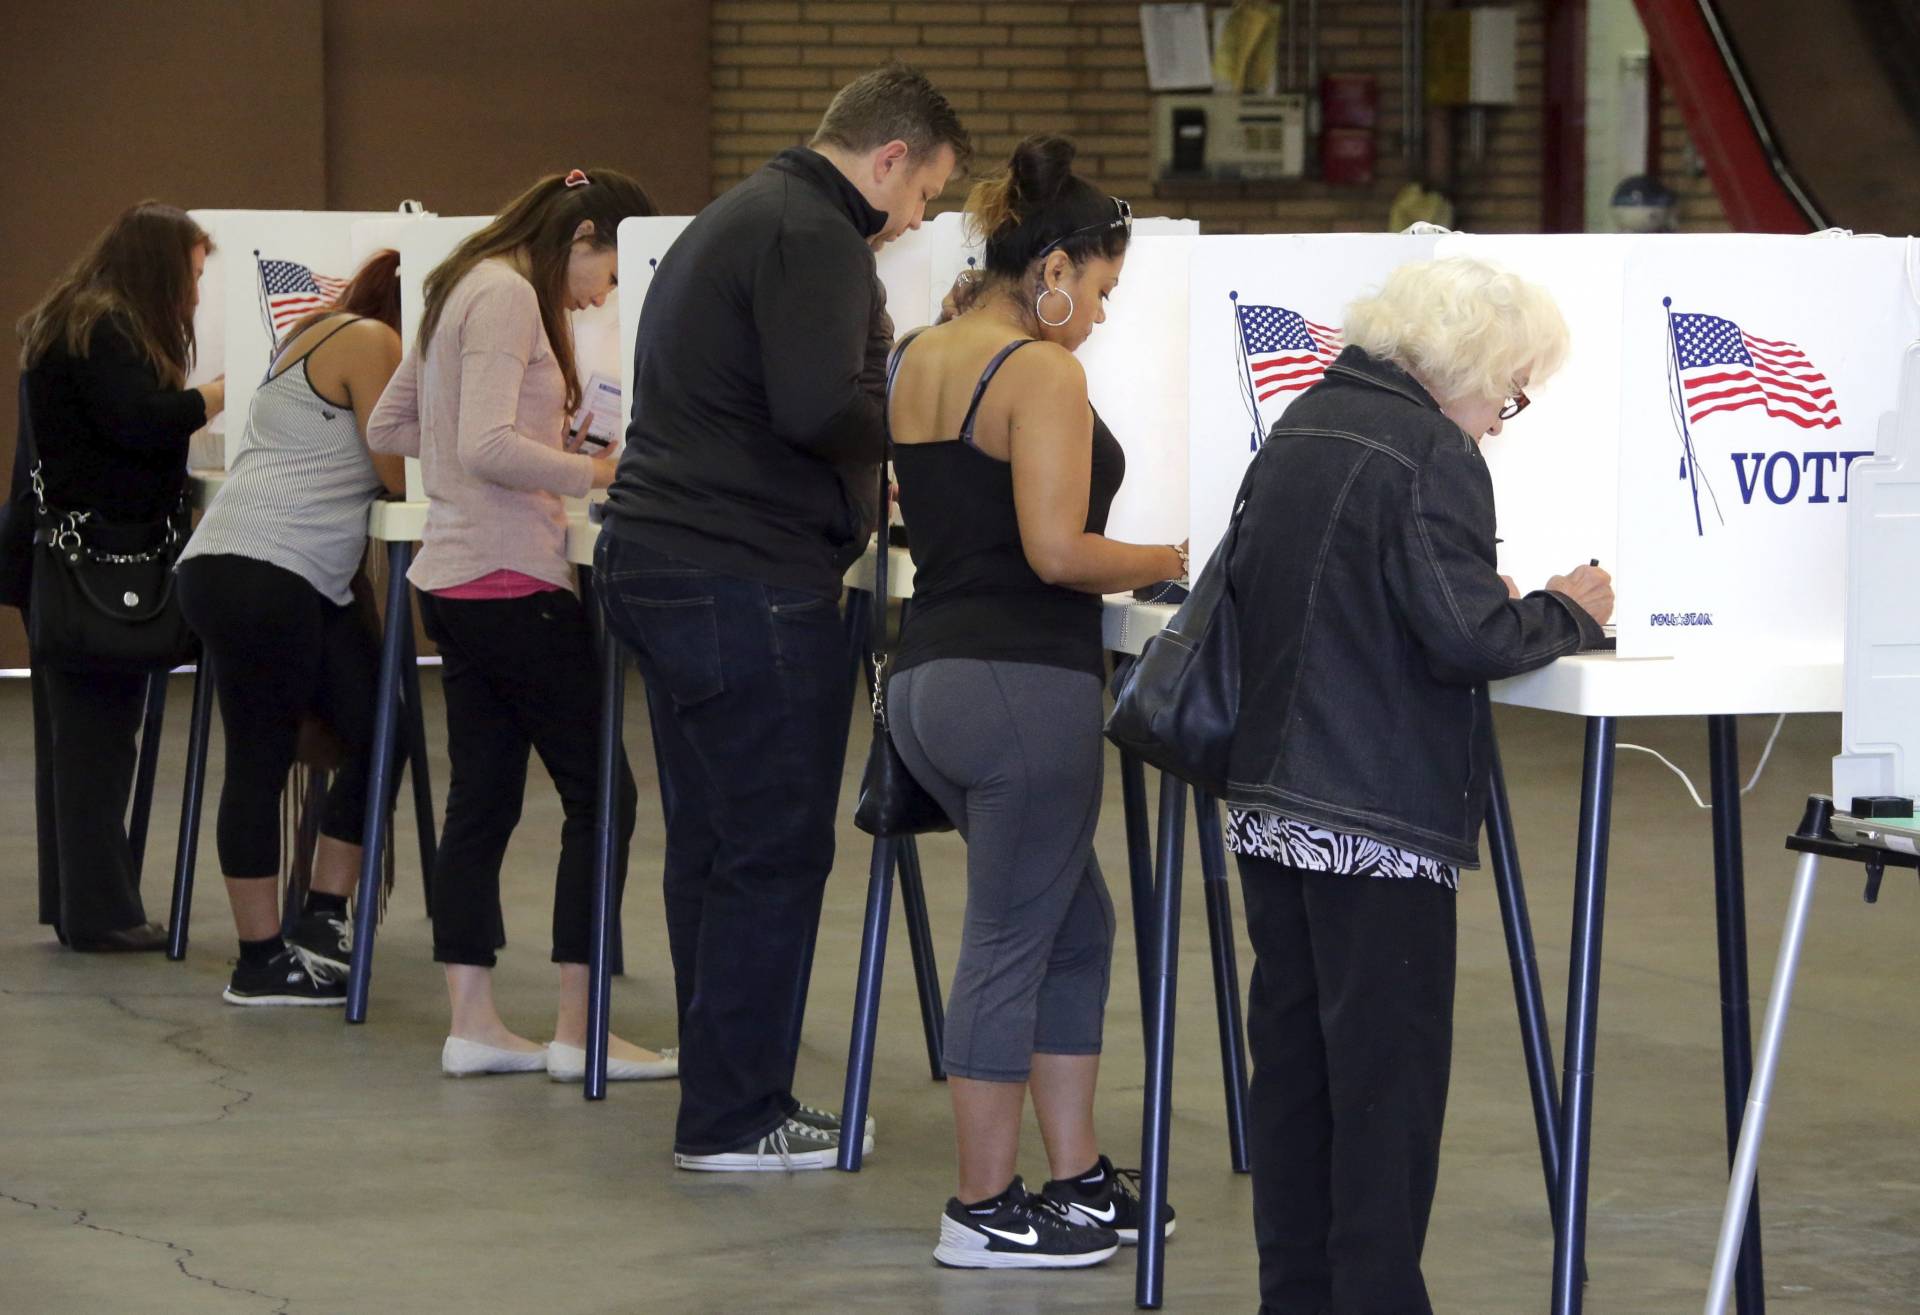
[
  {"left": 595, "top": 532, "right": 854, "bottom": 1156},
  {"left": 1237, "top": 854, "right": 1458, "bottom": 1315},
  {"left": 30, "top": 660, "right": 150, "bottom": 938},
  {"left": 418, "top": 588, "right": 637, "bottom": 967},
  {"left": 176, "top": 554, "right": 378, "bottom": 878}
]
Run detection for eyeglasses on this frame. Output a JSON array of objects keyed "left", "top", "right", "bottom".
[
  {"left": 1498, "top": 389, "right": 1531, "bottom": 421},
  {"left": 1034, "top": 197, "right": 1133, "bottom": 259}
]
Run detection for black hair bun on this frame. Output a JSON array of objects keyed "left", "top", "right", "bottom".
[{"left": 1006, "top": 135, "right": 1079, "bottom": 220}]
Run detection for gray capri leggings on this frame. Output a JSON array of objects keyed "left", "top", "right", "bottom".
[{"left": 887, "top": 658, "right": 1117, "bottom": 1083}]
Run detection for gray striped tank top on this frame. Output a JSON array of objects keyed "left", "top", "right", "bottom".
[{"left": 179, "top": 318, "right": 386, "bottom": 605}]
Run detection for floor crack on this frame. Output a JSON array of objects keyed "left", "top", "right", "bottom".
[
  {"left": 2, "top": 1188, "right": 293, "bottom": 1312},
  {"left": 100, "top": 994, "right": 257, "bottom": 1121}
]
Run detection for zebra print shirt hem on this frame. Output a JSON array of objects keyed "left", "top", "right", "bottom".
[{"left": 1225, "top": 808, "right": 1460, "bottom": 890}]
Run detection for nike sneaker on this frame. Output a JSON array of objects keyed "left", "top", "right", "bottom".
[
  {"left": 1041, "top": 1155, "right": 1177, "bottom": 1244},
  {"left": 934, "top": 1177, "right": 1119, "bottom": 1269}
]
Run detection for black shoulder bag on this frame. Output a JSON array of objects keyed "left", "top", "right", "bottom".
[
  {"left": 1103, "top": 443, "right": 1268, "bottom": 796},
  {"left": 20, "top": 386, "right": 194, "bottom": 674},
  {"left": 853, "top": 334, "right": 952, "bottom": 838}
]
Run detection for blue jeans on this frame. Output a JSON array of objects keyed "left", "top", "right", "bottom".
[{"left": 595, "top": 531, "right": 855, "bottom": 1154}]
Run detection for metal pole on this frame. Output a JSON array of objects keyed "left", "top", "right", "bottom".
[
  {"left": 1136, "top": 773, "right": 1187, "bottom": 1310},
  {"left": 1551, "top": 716, "right": 1617, "bottom": 1315},
  {"left": 165, "top": 659, "right": 215, "bottom": 961},
  {"left": 1707, "top": 716, "right": 1766, "bottom": 1312},
  {"left": 1706, "top": 851, "right": 1820, "bottom": 1314},
  {"left": 584, "top": 624, "right": 625, "bottom": 1102},
  {"left": 837, "top": 834, "right": 897, "bottom": 1172},
  {"left": 1485, "top": 735, "right": 1573, "bottom": 1254},
  {"left": 1195, "top": 791, "right": 1251, "bottom": 1174},
  {"left": 344, "top": 542, "right": 411, "bottom": 1024},
  {"left": 896, "top": 837, "right": 948, "bottom": 1081},
  {"left": 127, "top": 671, "right": 166, "bottom": 879}
]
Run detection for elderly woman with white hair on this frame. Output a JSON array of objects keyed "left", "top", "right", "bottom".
[{"left": 1222, "top": 257, "right": 1614, "bottom": 1315}]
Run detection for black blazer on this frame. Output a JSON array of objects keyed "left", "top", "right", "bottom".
[{"left": 1222, "top": 347, "right": 1602, "bottom": 867}]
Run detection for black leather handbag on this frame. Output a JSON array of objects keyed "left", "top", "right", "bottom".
[
  {"left": 20, "top": 399, "right": 194, "bottom": 674},
  {"left": 1104, "top": 445, "right": 1265, "bottom": 796},
  {"left": 852, "top": 459, "right": 952, "bottom": 838}
]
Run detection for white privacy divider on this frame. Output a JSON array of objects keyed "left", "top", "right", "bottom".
[
  {"left": 1186, "top": 233, "right": 1441, "bottom": 570},
  {"left": 190, "top": 209, "right": 400, "bottom": 468},
  {"left": 615, "top": 216, "right": 697, "bottom": 410},
  {"left": 380, "top": 216, "right": 490, "bottom": 502},
  {"left": 1613, "top": 234, "right": 1920, "bottom": 658},
  {"left": 1433, "top": 233, "right": 1632, "bottom": 595},
  {"left": 1833, "top": 339, "right": 1920, "bottom": 805}
]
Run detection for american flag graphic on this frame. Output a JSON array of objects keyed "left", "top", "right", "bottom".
[
  {"left": 256, "top": 255, "right": 348, "bottom": 339},
  {"left": 1237, "top": 303, "right": 1344, "bottom": 403},
  {"left": 1669, "top": 311, "right": 1840, "bottom": 431}
]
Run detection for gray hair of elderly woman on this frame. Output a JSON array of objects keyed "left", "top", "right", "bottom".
[{"left": 1343, "top": 257, "right": 1571, "bottom": 406}]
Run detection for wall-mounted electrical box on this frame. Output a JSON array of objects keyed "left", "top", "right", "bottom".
[
  {"left": 1426, "top": 7, "right": 1519, "bottom": 106},
  {"left": 1152, "top": 92, "right": 1308, "bottom": 182}
]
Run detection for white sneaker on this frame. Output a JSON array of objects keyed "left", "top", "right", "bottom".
[
  {"left": 440, "top": 1036, "right": 549, "bottom": 1077},
  {"left": 546, "top": 1041, "right": 679, "bottom": 1083},
  {"left": 673, "top": 1119, "right": 842, "bottom": 1173}
]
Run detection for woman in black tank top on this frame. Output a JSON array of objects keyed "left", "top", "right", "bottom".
[{"left": 887, "top": 136, "right": 1188, "bottom": 1271}]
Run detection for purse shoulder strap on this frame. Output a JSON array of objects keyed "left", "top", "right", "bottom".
[{"left": 871, "top": 327, "right": 933, "bottom": 656}]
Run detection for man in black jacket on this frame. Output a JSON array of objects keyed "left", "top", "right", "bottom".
[{"left": 597, "top": 65, "right": 968, "bottom": 1171}]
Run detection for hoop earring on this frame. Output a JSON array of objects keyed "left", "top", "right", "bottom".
[{"left": 1036, "top": 286, "right": 1074, "bottom": 327}]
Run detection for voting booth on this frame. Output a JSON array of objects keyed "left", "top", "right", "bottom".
[{"left": 189, "top": 208, "right": 416, "bottom": 470}]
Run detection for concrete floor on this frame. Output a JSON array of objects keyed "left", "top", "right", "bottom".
[{"left": 3, "top": 674, "right": 1919, "bottom": 1314}]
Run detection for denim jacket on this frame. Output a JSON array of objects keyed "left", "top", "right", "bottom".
[{"left": 1222, "top": 347, "right": 1603, "bottom": 868}]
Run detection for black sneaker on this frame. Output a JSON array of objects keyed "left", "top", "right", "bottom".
[
  {"left": 1041, "top": 1155, "right": 1177, "bottom": 1244},
  {"left": 935, "top": 1177, "right": 1120, "bottom": 1269},
  {"left": 790, "top": 1099, "right": 876, "bottom": 1148},
  {"left": 285, "top": 907, "right": 352, "bottom": 978},
  {"left": 222, "top": 945, "right": 346, "bottom": 1007}
]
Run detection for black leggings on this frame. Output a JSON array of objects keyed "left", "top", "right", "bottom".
[
  {"left": 176, "top": 554, "right": 378, "bottom": 878},
  {"left": 418, "top": 589, "right": 637, "bottom": 967}
]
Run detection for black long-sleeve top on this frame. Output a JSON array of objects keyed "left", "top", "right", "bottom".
[
  {"left": 21, "top": 317, "right": 206, "bottom": 522},
  {"left": 604, "top": 147, "right": 891, "bottom": 598}
]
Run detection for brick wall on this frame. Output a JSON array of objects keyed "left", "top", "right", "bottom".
[
  {"left": 711, "top": 1, "right": 1569, "bottom": 234},
  {"left": 1659, "top": 81, "right": 1730, "bottom": 231}
]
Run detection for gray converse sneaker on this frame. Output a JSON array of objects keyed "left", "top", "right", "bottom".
[
  {"left": 673, "top": 1119, "right": 843, "bottom": 1173},
  {"left": 791, "top": 1099, "right": 876, "bottom": 1149}
]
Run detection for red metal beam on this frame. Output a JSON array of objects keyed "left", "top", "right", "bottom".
[
  {"left": 1631, "top": 0, "right": 1816, "bottom": 231},
  {"left": 1541, "top": 0, "right": 1589, "bottom": 232}
]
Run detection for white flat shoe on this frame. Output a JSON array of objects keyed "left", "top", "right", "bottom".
[
  {"left": 441, "top": 1036, "right": 550, "bottom": 1077},
  {"left": 546, "top": 1042, "right": 680, "bottom": 1083}
]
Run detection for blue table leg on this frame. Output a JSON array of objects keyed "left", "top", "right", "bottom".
[
  {"left": 1136, "top": 772, "right": 1186, "bottom": 1310},
  {"left": 345, "top": 542, "right": 412, "bottom": 1025},
  {"left": 1486, "top": 735, "right": 1575, "bottom": 1267},
  {"left": 1708, "top": 715, "right": 1766, "bottom": 1315},
  {"left": 1550, "top": 716, "right": 1616, "bottom": 1315},
  {"left": 585, "top": 617, "right": 626, "bottom": 1101},
  {"left": 165, "top": 658, "right": 215, "bottom": 961},
  {"left": 837, "top": 833, "right": 897, "bottom": 1171},
  {"left": 896, "top": 836, "right": 947, "bottom": 1081},
  {"left": 127, "top": 670, "right": 167, "bottom": 881},
  {"left": 400, "top": 618, "right": 437, "bottom": 918},
  {"left": 1194, "top": 792, "right": 1250, "bottom": 1175}
]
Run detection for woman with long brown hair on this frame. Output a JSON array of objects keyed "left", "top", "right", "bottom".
[
  {"left": 175, "top": 250, "right": 407, "bottom": 1005},
  {"left": 13, "top": 201, "right": 224, "bottom": 952},
  {"left": 369, "top": 168, "right": 671, "bottom": 1079}
]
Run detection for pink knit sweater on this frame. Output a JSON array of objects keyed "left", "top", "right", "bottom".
[{"left": 368, "top": 259, "right": 593, "bottom": 594}]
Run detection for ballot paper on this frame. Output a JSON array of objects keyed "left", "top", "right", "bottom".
[
  {"left": 1140, "top": 3, "right": 1212, "bottom": 91},
  {"left": 570, "top": 373, "right": 624, "bottom": 452}
]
